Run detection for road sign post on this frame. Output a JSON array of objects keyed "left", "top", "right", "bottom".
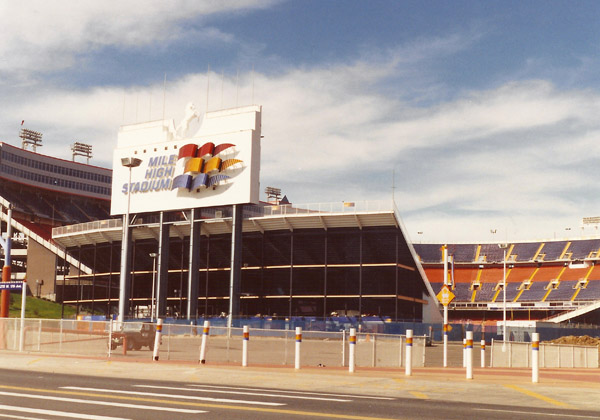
[
  {"left": 437, "top": 272, "right": 455, "bottom": 368},
  {"left": 19, "top": 280, "right": 26, "bottom": 351}
]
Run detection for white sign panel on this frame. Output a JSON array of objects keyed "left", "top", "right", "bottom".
[{"left": 110, "top": 105, "right": 261, "bottom": 215}]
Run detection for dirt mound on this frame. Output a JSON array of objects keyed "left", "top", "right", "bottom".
[{"left": 544, "top": 335, "right": 600, "bottom": 346}]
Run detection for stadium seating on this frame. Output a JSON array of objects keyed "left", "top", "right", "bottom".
[
  {"left": 545, "top": 280, "right": 578, "bottom": 301},
  {"left": 419, "top": 236, "right": 600, "bottom": 328},
  {"left": 478, "top": 243, "right": 505, "bottom": 263},
  {"left": 575, "top": 280, "right": 600, "bottom": 301},
  {"left": 413, "top": 244, "right": 442, "bottom": 263},
  {"left": 511, "top": 242, "right": 540, "bottom": 261},
  {"left": 539, "top": 241, "right": 568, "bottom": 260},
  {"left": 518, "top": 281, "right": 549, "bottom": 302},
  {"left": 569, "top": 239, "right": 600, "bottom": 259},
  {"left": 474, "top": 282, "right": 496, "bottom": 302},
  {"left": 447, "top": 244, "right": 477, "bottom": 262},
  {"left": 497, "top": 283, "right": 521, "bottom": 302},
  {"left": 452, "top": 283, "right": 471, "bottom": 301}
]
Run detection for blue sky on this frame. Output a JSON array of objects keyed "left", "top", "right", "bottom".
[{"left": 2, "top": 0, "right": 600, "bottom": 242}]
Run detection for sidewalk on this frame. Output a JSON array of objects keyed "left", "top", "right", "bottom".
[{"left": 2, "top": 351, "right": 600, "bottom": 413}]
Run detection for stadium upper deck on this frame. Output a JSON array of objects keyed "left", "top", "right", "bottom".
[
  {"left": 414, "top": 240, "right": 600, "bottom": 324},
  {"left": 0, "top": 139, "right": 112, "bottom": 299}
]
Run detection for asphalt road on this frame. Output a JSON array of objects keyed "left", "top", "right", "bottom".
[{"left": 0, "top": 369, "right": 597, "bottom": 420}]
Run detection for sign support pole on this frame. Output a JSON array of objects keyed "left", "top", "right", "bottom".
[
  {"left": 1, "top": 206, "right": 13, "bottom": 318},
  {"left": 442, "top": 245, "right": 448, "bottom": 367},
  {"left": 19, "top": 279, "right": 26, "bottom": 351},
  {"left": 228, "top": 204, "right": 242, "bottom": 329}
]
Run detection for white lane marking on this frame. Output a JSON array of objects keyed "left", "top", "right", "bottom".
[
  {"left": 186, "top": 383, "right": 395, "bottom": 400},
  {"left": 134, "top": 384, "right": 352, "bottom": 402},
  {"left": 0, "top": 414, "right": 45, "bottom": 420},
  {"left": 0, "top": 403, "right": 133, "bottom": 420},
  {"left": 61, "top": 386, "right": 285, "bottom": 406},
  {"left": 475, "top": 408, "right": 599, "bottom": 419},
  {"left": 0, "top": 391, "right": 205, "bottom": 414}
]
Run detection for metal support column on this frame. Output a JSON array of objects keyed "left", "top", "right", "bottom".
[
  {"left": 228, "top": 204, "right": 243, "bottom": 328},
  {"left": 323, "top": 232, "right": 328, "bottom": 318},
  {"left": 187, "top": 208, "right": 201, "bottom": 320},
  {"left": 204, "top": 237, "right": 210, "bottom": 316},
  {"left": 156, "top": 212, "right": 170, "bottom": 317},
  {"left": 108, "top": 241, "right": 113, "bottom": 316},
  {"left": 118, "top": 214, "right": 133, "bottom": 322},
  {"left": 76, "top": 247, "right": 82, "bottom": 315},
  {"left": 91, "top": 243, "right": 97, "bottom": 314},
  {"left": 395, "top": 230, "right": 399, "bottom": 321},
  {"left": 288, "top": 231, "right": 294, "bottom": 320},
  {"left": 358, "top": 229, "right": 363, "bottom": 316}
]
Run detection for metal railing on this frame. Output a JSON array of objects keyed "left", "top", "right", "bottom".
[
  {"left": 0, "top": 318, "right": 426, "bottom": 368},
  {"left": 490, "top": 339, "right": 599, "bottom": 368},
  {"left": 52, "top": 200, "right": 397, "bottom": 238}
]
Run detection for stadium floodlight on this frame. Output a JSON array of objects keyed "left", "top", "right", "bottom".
[
  {"left": 19, "top": 128, "right": 43, "bottom": 152},
  {"left": 121, "top": 157, "right": 142, "bottom": 168},
  {"left": 71, "top": 142, "right": 93, "bottom": 164},
  {"left": 265, "top": 186, "right": 281, "bottom": 203}
]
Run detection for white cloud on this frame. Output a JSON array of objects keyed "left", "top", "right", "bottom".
[
  {"left": 0, "top": 0, "right": 278, "bottom": 74},
  {"left": 2, "top": 27, "right": 600, "bottom": 243}
]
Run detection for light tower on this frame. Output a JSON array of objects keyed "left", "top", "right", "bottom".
[
  {"left": 19, "top": 128, "right": 43, "bottom": 152},
  {"left": 71, "top": 142, "right": 93, "bottom": 164}
]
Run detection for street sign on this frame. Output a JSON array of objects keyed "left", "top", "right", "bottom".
[
  {"left": 0, "top": 281, "right": 23, "bottom": 290},
  {"left": 437, "top": 284, "right": 455, "bottom": 306}
]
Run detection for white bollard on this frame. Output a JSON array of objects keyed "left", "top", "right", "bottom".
[
  {"left": 480, "top": 339, "right": 486, "bottom": 368},
  {"left": 462, "top": 338, "right": 466, "bottom": 367},
  {"left": 405, "top": 329, "right": 413, "bottom": 376},
  {"left": 153, "top": 319, "right": 163, "bottom": 361},
  {"left": 199, "top": 320, "right": 210, "bottom": 364},
  {"left": 242, "top": 325, "right": 249, "bottom": 367},
  {"left": 295, "top": 327, "right": 302, "bottom": 370},
  {"left": 443, "top": 322, "right": 448, "bottom": 367},
  {"left": 532, "top": 332, "right": 539, "bottom": 383},
  {"left": 466, "top": 331, "right": 473, "bottom": 379},
  {"left": 349, "top": 328, "right": 356, "bottom": 373}
]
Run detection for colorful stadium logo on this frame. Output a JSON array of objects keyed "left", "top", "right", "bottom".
[{"left": 171, "top": 142, "right": 243, "bottom": 192}]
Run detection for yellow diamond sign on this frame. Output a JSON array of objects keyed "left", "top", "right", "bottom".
[{"left": 437, "top": 284, "right": 455, "bottom": 306}]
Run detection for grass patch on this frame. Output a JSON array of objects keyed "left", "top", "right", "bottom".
[{"left": 8, "top": 293, "right": 77, "bottom": 319}]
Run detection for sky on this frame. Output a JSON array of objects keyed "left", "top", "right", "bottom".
[{"left": 2, "top": 0, "right": 600, "bottom": 243}]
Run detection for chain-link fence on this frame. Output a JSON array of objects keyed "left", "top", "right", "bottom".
[
  {"left": 0, "top": 318, "right": 427, "bottom": 368},
  {"left": 490, "top": 340, "right": 599, "bottom": 368}
]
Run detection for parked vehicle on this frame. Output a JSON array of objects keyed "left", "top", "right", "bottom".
[{"left": 111, "top": 322, "right": 155, "bottom": 350}]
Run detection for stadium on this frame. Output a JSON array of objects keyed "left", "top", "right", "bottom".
[{"left": 2, "top": 106, "right": 600, "bottom": 328}]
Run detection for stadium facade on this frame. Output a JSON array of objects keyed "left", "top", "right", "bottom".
[
  {"left": 52, "top": 201, "right": 433, "bottom": 320},
  {"left": 3, "top": 107, "right": 600, "bottom": 326},
  {"left": 0, "top": 138, "right": 112, "bottom": 300}
]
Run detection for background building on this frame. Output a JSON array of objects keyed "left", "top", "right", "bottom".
[{"left": 0, "top": 135, "right": 112, "bottom": 300}]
